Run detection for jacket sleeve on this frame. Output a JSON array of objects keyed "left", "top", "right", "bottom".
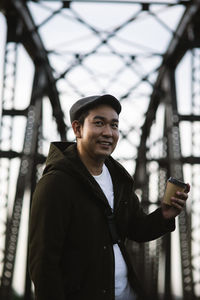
[
  {"left": 127, "top": 190, "right": 175, "bottom": 242},
  {"left": 29, "top": 172, "right": 71, "bottom": 300}
]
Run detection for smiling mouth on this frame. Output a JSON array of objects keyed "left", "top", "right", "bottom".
[{"left": 98, "top": 141, "right": 112, "bottom": 146}]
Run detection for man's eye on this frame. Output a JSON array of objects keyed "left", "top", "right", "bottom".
[
  {"left": 111, "top": 123, "right": 118, "bottom": 128},
  {"left": 95, "top": 121, "right": 103, "bottom": 126}
]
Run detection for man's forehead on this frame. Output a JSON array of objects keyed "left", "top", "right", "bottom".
[
  {"left": 88, "top": 112, "right": 119, "bottom": 123},
  {"left": 92, "top": 115, "right": 119, "bottom": 121}
]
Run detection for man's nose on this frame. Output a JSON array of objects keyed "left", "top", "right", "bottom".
[{"left": 102, "top": 125, "right": 112, "bottom": 136}]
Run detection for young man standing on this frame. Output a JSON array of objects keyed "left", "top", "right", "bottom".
[{"left": 29, "top": 94, "right": 189, "bottom": 300}]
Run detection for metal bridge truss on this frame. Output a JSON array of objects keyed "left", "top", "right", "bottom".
[{"left": 0, "top": 0, "right": 200, "bottom": 299}]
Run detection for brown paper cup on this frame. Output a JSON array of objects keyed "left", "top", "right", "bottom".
[{"left": 163, "top": 181, "right": 186, "bottom": 206}]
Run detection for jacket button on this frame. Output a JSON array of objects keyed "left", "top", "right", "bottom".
[
  {"left": 103, "top": 246, "right": 107, "bottom": 250},
  {"left": 102, "top": 289, "right": 106, "bottom": 294}
]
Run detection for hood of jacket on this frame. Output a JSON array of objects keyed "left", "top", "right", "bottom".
[{"left": 43, "top": 141, "right": 133, "bottom": 186}]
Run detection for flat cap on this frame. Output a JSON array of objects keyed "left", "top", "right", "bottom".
[{"left": 69, "top": 94, "right": 121, "bottom": 123}]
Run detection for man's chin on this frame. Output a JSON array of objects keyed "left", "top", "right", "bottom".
[{"left": 95, "top": 150, "right": 112, "bottom": 160}]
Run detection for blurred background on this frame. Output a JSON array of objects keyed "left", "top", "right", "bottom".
[{"left": 0, "top": 0, "right": 200, "bottom": 299}]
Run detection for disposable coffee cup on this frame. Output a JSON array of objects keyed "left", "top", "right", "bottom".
[{"left": 163, "top": 177, "right": 187, "bottom": 206}]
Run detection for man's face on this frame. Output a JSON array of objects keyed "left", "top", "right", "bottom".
[{"left": 76, "top": 104, "right": 119, "bottom": 162}]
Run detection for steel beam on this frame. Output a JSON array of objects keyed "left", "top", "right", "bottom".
[
  {"left": 1, "top": 0, "right": 67, "bottom": 140},
  {"left": 134, "top": 0, "right": 200, "bottom": 185},
  {"left": 0, "top": 67, "right": 44, "bottom": 299},
  {"left": 134, "top": 1, "right": 200, "bottom": 298}
]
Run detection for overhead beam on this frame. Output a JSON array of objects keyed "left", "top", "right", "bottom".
[
  {"left": 134, "top": 0, "right": 200, "bottom": 184},
  {"left": 0, "top": 0, "right": 67, "bottom": 140},
  {"left": 25, "top": 0, "right": 190, "bottom": 5}
]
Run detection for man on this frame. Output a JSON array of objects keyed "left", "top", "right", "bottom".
[{"left": 29, "top": 94, "right": 189, "bottom": 300}]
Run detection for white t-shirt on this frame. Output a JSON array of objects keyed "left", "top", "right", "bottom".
[{"left": 93, "top": 164, "right": 128, "bottom": 297}]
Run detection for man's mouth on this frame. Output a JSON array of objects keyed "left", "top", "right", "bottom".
[{"left": 98, "top": 141, "right": 112, "bottom": 146}]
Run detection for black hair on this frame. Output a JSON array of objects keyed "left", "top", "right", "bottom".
[{"left": 77, "top": 109, "right": 89, "bottom": 125}]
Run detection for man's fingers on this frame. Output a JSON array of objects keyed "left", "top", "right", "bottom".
[
  {"left": 175, "top": 190, "right": 188, "bottom": 200},
  {"left": 184, "top": 183, "right": 190, "bottom": 193},
  {"left": 171, "top": 197, "right": 186, "bottom": 209}
]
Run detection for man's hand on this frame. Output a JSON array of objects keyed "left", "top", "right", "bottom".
[{"left": 161, "top": 183, "right": 190, "bottom": 219}]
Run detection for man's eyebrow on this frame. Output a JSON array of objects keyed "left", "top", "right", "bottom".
[{"left": 93, "top": 115, "right": 119, "bottom": 122}]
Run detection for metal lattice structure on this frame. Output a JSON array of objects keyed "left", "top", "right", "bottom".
[{"left": 0, "top": 0, "right": 200, "bottom": 299}]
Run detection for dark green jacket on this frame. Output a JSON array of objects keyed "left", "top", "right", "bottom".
[{"left": 29, "top": 142, "right": 175, "bottom": 300}]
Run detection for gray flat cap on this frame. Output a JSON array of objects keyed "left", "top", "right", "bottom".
[{"left": 69, "top": 94, "right": 121, "bottom": 123}]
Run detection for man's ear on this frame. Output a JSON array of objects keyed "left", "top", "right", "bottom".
[{"left": 72, "top": 120, "right": 82, "bottom": 138}]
